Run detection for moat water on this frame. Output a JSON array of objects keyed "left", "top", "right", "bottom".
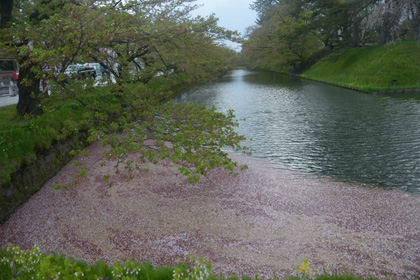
[{"left": 174, "top": 70, "right": 420, "bottom": 194}]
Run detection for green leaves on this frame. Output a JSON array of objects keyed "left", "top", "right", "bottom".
[
  {"left": 243, "top": 0, "right": 336, "bottom": 71},
  {"left": 2, "top": 0, "right": 249, "bottom": 187}
]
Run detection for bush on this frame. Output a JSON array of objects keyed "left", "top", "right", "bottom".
[{"left": 2, "top": 243, "right": 411, "bottom": 280}]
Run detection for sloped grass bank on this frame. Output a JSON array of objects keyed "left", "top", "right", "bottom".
[
  {"left": 301, "top": 41, "right": 420, "bottom": 92},
  {"left": 0, "top": 70, "right": 226, "bottom": 187},
  {"left": 0, "top": 102, "right": 86, "bottom": 184},
  {"left": 0, "top": 244, "right": 387, "bottom": 280},
  {"left": 0, "top": 70, "right": 228, "bottom": 223},
  {"left": 0, "top": 103, "right": 88, "bottom": 223}
]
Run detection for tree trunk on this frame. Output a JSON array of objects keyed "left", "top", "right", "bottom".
[
  {"left": 414, "top": 4, "right": 420, "bottom": 41},
  {"left": 415, "top": 19, "right": 420, "bottom": 41},
  {"left": 0, "top": 0, "right": 13, "bottom": 29},
  {"left": 381, "top": 6, "right": 393, "bottom": 44},
  {"left": 16, "top": 62, "right": 43, "bottom": 116},
  {"left": 342, "top": 9, "right": 351, "bottom": 46},
  {"left": 381, "top": 0, "right": 402, "bottom": 44},
  {"left": 352, "top": 4, "right": 360, "bottom": 47}
]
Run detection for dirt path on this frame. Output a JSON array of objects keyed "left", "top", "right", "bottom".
[{"left": 1, "top": 142, "right": 420, "bottom": 279}]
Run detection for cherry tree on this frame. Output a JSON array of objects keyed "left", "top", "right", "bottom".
[
  {"left": 362, "top": 0, "right": 419, "bottom": 43},
  {"left": 1, "top": 0, "right": 250, "bottom": 186}
]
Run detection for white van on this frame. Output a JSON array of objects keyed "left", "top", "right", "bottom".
[{"left": 64, "top": 64, "right": 80, "bottom": 76}]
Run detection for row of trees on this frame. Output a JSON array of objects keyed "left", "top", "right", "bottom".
[
  {"left": 0, "top": 0, "right": 249, "bottom": 185},
  {"left": 242, "top": 0, "right": 420, "bottom": 71}
]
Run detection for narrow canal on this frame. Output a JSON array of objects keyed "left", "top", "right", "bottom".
[{"left": 174, "top": 70, "right": 420, "bottom": 194}]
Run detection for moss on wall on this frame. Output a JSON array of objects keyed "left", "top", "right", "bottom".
[{"left": 0, "top": 132, "right": 88, "bottom": 224}]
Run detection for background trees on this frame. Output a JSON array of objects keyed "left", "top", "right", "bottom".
[
  {"left": 362, "top": 0, "right": 420, "bottom": 43},
  {"left": 243, "top": 0, "right": 420, "bottom": 72},
  {"left": 0, "top": 0, "right": 14, "bottom": 29},
  {"left": 0, "top": 0, "right": 249, "bottom": 185},
  {"left": 242, "top": 0, "right": 327, "bottom": 71}
]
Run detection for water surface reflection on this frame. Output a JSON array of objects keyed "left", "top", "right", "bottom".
[{"left": 174, "top": 70, "right": 420, "bottom": 193}]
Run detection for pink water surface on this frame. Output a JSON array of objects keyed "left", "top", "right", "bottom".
[{"left": 1, "top": 142, "right": 420, "bottom": 279}]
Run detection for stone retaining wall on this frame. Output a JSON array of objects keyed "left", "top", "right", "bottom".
[{"left": 0, "top": 132, "right": 88, "bottom": 223}]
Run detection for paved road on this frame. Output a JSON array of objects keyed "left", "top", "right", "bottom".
[{"left": 0, "top": 95, "right": 18, "bottom": 107}]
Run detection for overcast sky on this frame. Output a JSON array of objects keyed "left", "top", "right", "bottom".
[{"left": 191, "top": 0, "right": 258, "bottom": 50}]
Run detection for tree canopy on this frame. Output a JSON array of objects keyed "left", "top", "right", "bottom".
[
  {"left": 0, "top": 0, "right": 249, "bottom": 186},
  {"left": 243, "top": 0, "right": 420, "bottom": 72}
]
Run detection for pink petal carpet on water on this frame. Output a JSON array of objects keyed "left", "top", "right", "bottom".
[{"left": 1, "top": 141, "right": 420, "bottom": 279}]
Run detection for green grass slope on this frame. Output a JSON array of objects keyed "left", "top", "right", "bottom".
[
  {"left": 301, "top": 41, "right": 420, "bottom": 92},
  {"left": 0, "top": 103, "right": 85, "bottom": 184}
]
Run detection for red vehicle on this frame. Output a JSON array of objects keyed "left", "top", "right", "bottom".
[{"left": 0, "top": 58, "right": 18, "bottom": 96}]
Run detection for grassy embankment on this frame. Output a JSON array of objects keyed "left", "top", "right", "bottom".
[
  {"left": 300, "top": 41, "right": 420, "bottom": 92},
  {"left": 0, "top": 102, "right": 86, "bottom": 184},
  {"left": 0, "top": 72, "right": 195, "bottom": 185}
]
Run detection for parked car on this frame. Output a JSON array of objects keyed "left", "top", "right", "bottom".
[
  {"left": 0, "top": 58, "right": 19, "bottom": 96},
  {"left": 64, "top": 64, "right": 80, "bottom": 77},
  {"left": 84, "top": 63, "right": 110, "bottom": 80},
  {"left": 77, "top": 66, "right": 98, "bottom": 79}
]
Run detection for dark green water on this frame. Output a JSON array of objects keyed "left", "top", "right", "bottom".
[{"left": 174, "top": 70, "right": 420, "bottom": 194}]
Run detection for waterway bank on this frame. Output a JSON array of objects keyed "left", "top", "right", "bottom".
[
  {"left": 1, "top": 141, "right": 419, "bottom": 279},
  {"left": 294, "top": 74, "right": 420, "bottom": 94},
  {"left": 299, "top": 41, "right": 420, "bottom": 93}
]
